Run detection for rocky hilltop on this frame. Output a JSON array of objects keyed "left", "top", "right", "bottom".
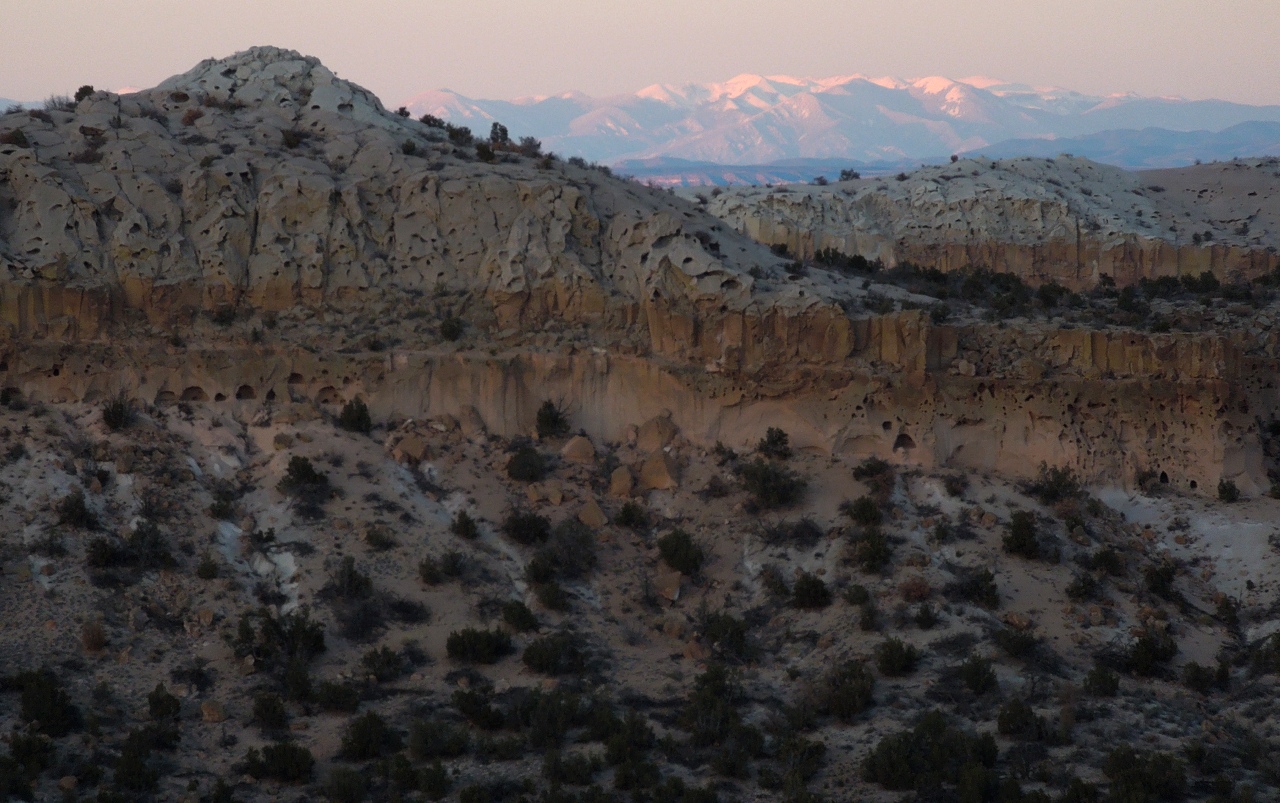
[{"left": 700, "top": 156, "right": 1280, "bottom": 289}]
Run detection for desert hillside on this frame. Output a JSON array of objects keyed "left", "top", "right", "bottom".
[{"left": 0, "top": 48, "right": 1278, "bottom": 803}]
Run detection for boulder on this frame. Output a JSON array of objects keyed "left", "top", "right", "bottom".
[
  {"left": 560, "top": 435, "right": 596, "bottom": 464},
  {"left": 608, "top": 466, "right": 634, "bottom": 498},
  {"left": 637, "top": 413, "right": 678, "bottom": 453},
  {"left": 578, "top": 498, "right": 608, "bottom": 528},
  {"left": 638, "top": 452, "right": 679, "bottom": 492}
]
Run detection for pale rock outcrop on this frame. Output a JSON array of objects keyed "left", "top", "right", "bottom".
[
  {"left": 560, "top": 435, "right": 596, "bottom": 464},
  {"left": 639, "top": 452, "right": 680, "bottom": 492}
]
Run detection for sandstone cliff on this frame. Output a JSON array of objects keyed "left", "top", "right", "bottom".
[
  {"left": 700, "top": 156, "right": 1280, "bottom": 289},
  {"left": 0, "top": 49, "right": 1275, "bottom": 497}
]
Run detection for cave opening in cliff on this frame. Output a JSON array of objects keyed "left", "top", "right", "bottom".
[
  {"left": 235, "top": 385, "right": 257, "bottom": 400},
  {"left": 1159, "top": 471, "right": 1169, "bottom": 484},
  {"left": 894, "top": 433, "right": 917, "bottom": 451}
]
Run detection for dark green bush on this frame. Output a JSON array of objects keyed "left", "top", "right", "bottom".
[
  {"left": 102, "top": 392, "right": 136, "bottom": 431},
  {"left": 338, "top": 397, "right": 373, "bottom": 433},
  {"left": 1182, "top": 661, "right": 1228, "bottom": 694},
  {"left": 523, "top": 631, "right": 588, "bottom": 675},
  {"left": 451, "top": 510, "right": 480, "bottom": 539},
  {"left": 818, "top": 660, "right": 875, "bottom": 722},
  {"left": 739, "top": 458, "right": 806, "bottom": 510},
  {"left": 996, "top": 699, "right": 1045, "bottom": 741},
  {"left": 8, "top": 670, "right": 80, "bottom": 736},
  {"left": 410, "top": 719, "right": 470, "bottom": 760},
  {"left": 678, "top": 665, "right": 743, "bottom": 747},
  {"left": 253, "top": 693, "right": 288, "bottom": 729},
  {"left": 440, "top": 316, "right": 464, "bottom": 341},
  {"left": 615, "top": 501, "right": 648, "bottom": 530},
  {"left": 58, "top": 490, "right": 98, "bottom": 529},
  {"left": 446, "top": 628, "right": 514, "bottom": 664},
  {"left": 147, "top": 683, "right": 180, "bottom": 721},
  {"left": 361, "top": 646, "right": 405, "bottom": 682},
  {"left": 861, "top": 710, "right": 998, "bottom": 795},
  {"left": 791, "top": 572, "right": 832, "bottom": 609},
  {"left": 852, "top": 456, "right": 896, "bottom": 500},
  {"left": 327, "top": 767, "right": 367, "bottom": 803},
  {"left": 502, "top": 599, "right": 539, "bottom": 632},
  {"left": 994, "top": 628, "right": 1039, "bottom": 660},
  {"left": 536, "top": 401, "right": 571, "bottom": 439},
  {"left": 701, "top": 610, "right": 750, "bottom": 662},
  {"left": 1089, "top": 547, "right": 1126, "bottom": 577},
  {"left": 944, "top": 567, "right": 999, "bottom": 609},
  {"left": 1217, "top": 479, "right": 1240, "bottom": 503},
  {"left": 276, "top": 456, "right": 330, "bottom": 517},
  {"left": 313, "top": 681, "right": 360, "bottom": 712},
  {"left": 757, "top": 427, "right": 792, "bottom": 459},
  {"left": 115, "top": 729, "right": 159, "bottom": 791},
  {"left": 851, "top": 527, "right": 893, "bottom": 573},
  {"left": 532, "top": 519, "right": 598, "bottom": 580},
  {"left": 1026, "top": 463, "right": 1081, "bottom": 504},
  {"left": 959, "top": 656, "right": 998, "bottom": 695},
  {"left": 507, "top": 446, "right": 547, "bottom": 481},
  {"left": 1124, "top": 630, "right": 1177, "bottom": 677},
  {"left": 326, "top": 556, "right": 373, "bottom": 599},
  {"left": 1083, "top": 665, "right": 1119, "bottom": 697},
  {"left": 844, "top": 495, "right": 883, "bottom": 526},
  {"left": 657, "top": 529, "right": 705, "bottom": 575},
  {"left": 876, "top": 638, "right": 920, "bottom": 676},
  {"left": 339, "top": 711, "right": 402, "bottom": 761},
  {"left": 844, "top": 584, "right": 870, "bottom": 605},
  {"left": 1103, "top": 746, "right": 1185, "bottom": 802},
  {"left": 542, "top": 749, "right": 603, "bottom": 786},
  {"left": 245, "top": 741, "right": 314, "bottom": 783},
  {"left": 501, "top": 509, "right": 551, "bottom": 544},
  {"left": 1003, "top": 511, "right": 1040, "bottom": 559}
]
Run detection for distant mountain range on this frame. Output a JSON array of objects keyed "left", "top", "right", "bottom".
[{"left": 404, "top": 74, "right": 1280, "bottom": 177}]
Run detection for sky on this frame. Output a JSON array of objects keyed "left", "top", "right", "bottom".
[{"left": 2, "top": 0, "right": 1278, "bottom": 106}]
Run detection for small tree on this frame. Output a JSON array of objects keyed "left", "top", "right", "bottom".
[
  {"left": 1217, "top": 479, "right": 1240, "bottom": 502},
  {"left": 74, "top": 85, "right": 95, "bottom": 102},
  {"left": 1002, "top": 511, "right": 1040, "bottom": 559},
  {"left": 489, "top": 122, "right": 510, "bottom": 145},
  {"left": 657, "top": 529, "right": 705, "bottom": 575},
  {"left": 535, "top": 400, "right": 570, "bottom": 439},
  {"left": 338, "top": 397, "right": 373, "bottom": 434}
]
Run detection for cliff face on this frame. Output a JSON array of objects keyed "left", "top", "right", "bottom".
[
  {"left": 702, "top": 156, "right": 1280, "bottom": 289},
  {"left": 0, "top": 49, "right": 1274, "bottom": 497}
]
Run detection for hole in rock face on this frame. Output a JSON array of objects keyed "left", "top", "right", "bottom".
[
  {"left": 1189, "top": 480, "right": 1198, "bottom": 490},
  {"left": 235, "top": 385, "right": 256, "bottom": 400},
  {"left": 287, "top": 373, "right": 304, "bottom": 384},
  {"left": 265, "top": 389, "right": 277, "bottom": 402},
  {"left": 154, "top": 391, "right": 177, "bottom": 405},
  {"left": 893, "top": 433, "right": 916, "bottom": 451},
  {"left": 214, "top": 393, "right": 227, "bottom": 402},
  {"left": 317, "top": 386, "right": 343, "bottom": 405},
  {"left": 181, "top": 386, "right": 208, "bottom": 401},
  {"left": 881, "top": 421, "right": 892, "bottom": 431},
  {"left": 1159, "top": 472, "right": 1169, "bottom": 484}
]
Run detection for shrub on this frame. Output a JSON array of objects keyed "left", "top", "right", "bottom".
[
  {"left": 245, "top": 741, "right": 314, "bottom": 783},
  {"left": 409, "top": 719, "right": 470, "bottom": 760},
  {"left": 959, "top": 656, "right": 998, "bottom": 695},
  {"left": 791, "top": 572, "right": 832, "bottom": 609},
  {"left": 197, "top": 551, "right": 219, "bottom": 579},
  {"left": 523, "top": 631, "right": 588, "bottom": 675},
  {"left": 996, "top": 699, "right": 1044, "bottom": 740},
  {"left": 701, "top": 611, "right": 750, "bottom": 661},
  {"left": 843, "top": 583, "right": 870, "bottom": 605},
  {"left": 861, "top": 710, "right": 998, "bottom": 795},
  {"left": 993, "top": 628, "right": 1039, "bottom": 660},
  {"left": 314, "top": 681, "right": 361, "bottom": 713},
  {"left": 281, "top": 128, "right": 309, "bottom": 148},
  {"left": 339, "top": 711, "right": 403, "bottom": 761},
  {"left": 739, "top": 458, "right": 806, "bottom": 509},
  {"left": 852, "top": 456, "right": 895, "bottom": 500},
  {"left": 1182, "top": 661, "right": 1227, "bottom": 694},
  {"left": 115, "top": 729, "right": 159, "bottom": 791},
  {"left": 507, "top": 446, "right": 547, "bottom": 482},
  {"left": 451, "top": 510, "right": 479, "bottom": 539},
  {"left": 10, "top": 670, "right": 80, "bottom": 736},
  {"left": 327, "top": 767, "right": 367, "bottom": 803},
  {"left": 943, "top": 473, "right": 970, "bottom": 497},
  {"left": 475, "top": 141, "right": 495, "bottom": 161},
  {"left": 0, "top": 128, "right": 29, "bottom": 147},
  {"left": 58, "top": 490, "right": 98, "bottom": 529},
  {"left": 536, "top": 400, "right": 570, "bottom": 439},
  {"left": 1144, "top": 563, "right": 1177, "bottom": 598},
  {"left": 757, "top": 427, "right": 792, "bottom": 459},
  {"left": 899, "top": 574, "right": 931, "bottom": 602},
  {"left": 1089, "top": 547, "right": 1126, "bottom": 577},
  {"left": 1003, "top": 510, "right": 1040, "bottom": 559},
  {"left": 277, "top": 456, "right": 330, "bottom": 517},
  {"left": 253, "top": 693, "right": 288, "bottom": 729},
  {"left": 102, "top": 391, "right": 136, "bottom": 431},
  {"left": 501, "top": 509, "right": 551, "bottom": 544},
  {"left": 678, "top": 665, "right": 743, "bottom": 746},
  {"left": 1102, "top": 746, "right": 1185, "bottom": 803},
  {"left": 439, "top": 316, "right": 464, "bottom": 341},
  {"left": 535, "top": 580, "right": 569, "bottom": 611},
  {"left": 658, "top": 529, "right": 705, "bottom": 575},
  {"left": 844, "top": 495, "right": 882, "bottom": 526},
  {"left": 361, "top": 646, "right": 405, "bottom": 682},
  {"left": 502, "top": 599, "right": 539, "bottom": 632},
  {"left": 914, "top": 603, "right": 938, "bottom": 629},
  {"left": 148, "top": 683, "right": 180, "bottom": 721},
  {"left": 615, "top": 501, "right": 648, "bottom": 529},
  {"left": 1217, "top": 479, "right": 1240, "bottom": 502},
  {"left": 1026, "top": 463, "right": 1081, "bottom": 504},
  {"left": 851, "top": 527, "right": 893, "bottom": 572},
  {"left": 326, "top": 556, "right": 373, "bottom": 599},
  {"left": 532, "top": 519, "right": 598, "bottom": 580},
  {"left": 876, "top": 638, "right": 920, "bottom": 676},
  {"left": 1083, "top": 665, "right": 1119, "bottom": 697},
  {"left": 818, "top": 660, "right": 875, "bottom": 722},
  {"left": 1124, "top": 630, "right": 1177, "bottom": 677},
  {"left": 338, "top": 397, "right": 373, "bottom": 433},
  {"left": 446, "top": 628, "right": 514, "bottom": 664}
]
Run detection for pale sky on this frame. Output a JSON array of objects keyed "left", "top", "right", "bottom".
[{"left": 2, "top": 0, "right": 1278, "bottom": 105}]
